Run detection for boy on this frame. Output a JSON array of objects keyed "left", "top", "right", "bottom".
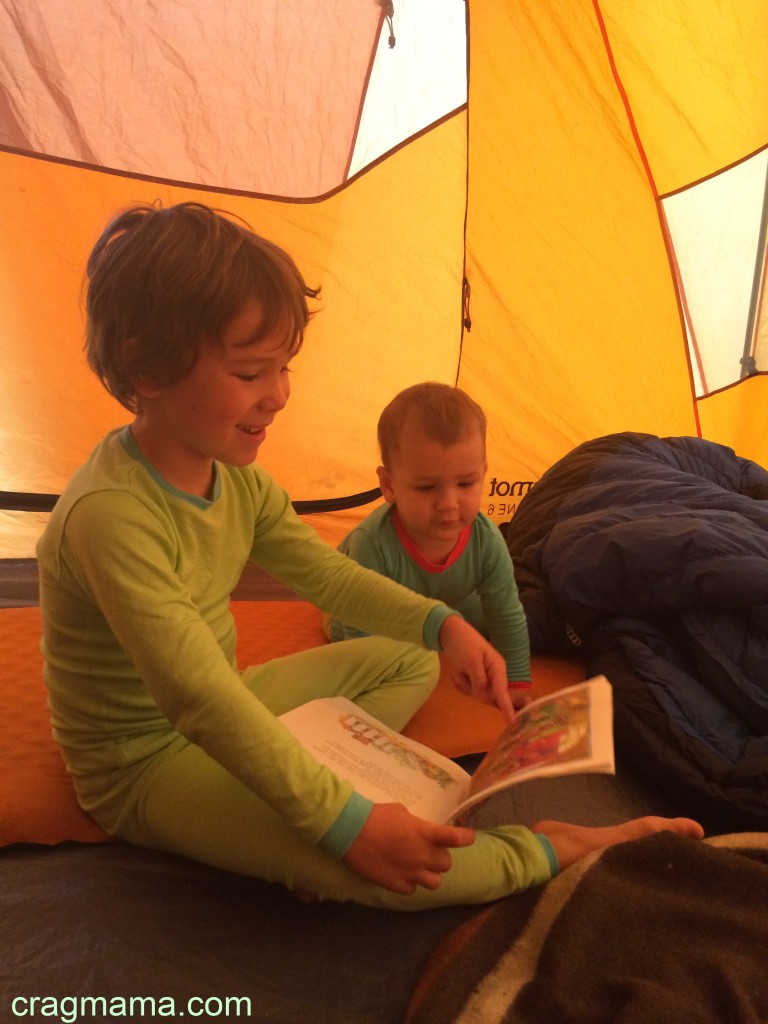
[
  {"left": 37, "top": 203, "right": 703, "bottom": 911},
  {"left": 328, "top": 382, "right": 532, "bottom": 706}
]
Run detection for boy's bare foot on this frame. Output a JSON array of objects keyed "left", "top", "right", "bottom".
[{"left": 532, "top": 816, "right": 705, "bottom": 871}]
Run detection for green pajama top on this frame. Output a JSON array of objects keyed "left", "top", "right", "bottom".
[
  {"left": 36, "top": 428, "right": 453, "bottom": 857},
  {"left": 328, "top": 503, "right": 531, "bottom": 683}
]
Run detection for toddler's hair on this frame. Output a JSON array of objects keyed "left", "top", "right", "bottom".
[
  {"left": 85, "top": 201, "right": 318, "bottom": 411},
  {"left": 377, "top": 382, "right": 487, "bottom": 467}
]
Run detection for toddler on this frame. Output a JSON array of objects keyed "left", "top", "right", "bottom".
[{"left": 328, "top": 382, "right": 532, "bottom": 707}]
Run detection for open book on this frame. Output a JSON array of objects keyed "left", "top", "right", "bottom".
[{"left": 279, "top": 676, "right": 614, "bottom": 825}]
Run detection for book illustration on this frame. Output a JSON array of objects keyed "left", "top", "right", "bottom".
[{"left": 468, "top": 688, "right": 592, "bottom": 795}]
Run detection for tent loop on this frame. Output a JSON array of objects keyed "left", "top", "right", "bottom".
[
  {"left": 376, "top": 0, "right": 396, "bottom": 49},
  {"left": 462, "top": 277, "right": 472, "bottom": 330}
]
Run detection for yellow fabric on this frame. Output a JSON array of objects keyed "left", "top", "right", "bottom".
[
  {"left": 1, "top": 1, "right": 766, "bottom": 555},
  {"left": 697, "top": 376, "right": 768, "bottom": 467},
  {"left": 461, "top": 0, "right": 767, "bottom": 520},
  {"left": 462, "top": 1, "right": 697, "bottom": 515},
  {"left": 601, "top": 0, "right": 768, "bottom": 194},
  {"left": 0, "top": 113, "right": 467, "bottom": 555}
]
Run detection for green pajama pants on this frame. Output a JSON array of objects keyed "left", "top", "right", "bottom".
[{"left": 111, "top": 637, "right": 552, "bottom": 909}]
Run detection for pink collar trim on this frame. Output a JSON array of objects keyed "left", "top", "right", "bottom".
[{"left": 393, "top": 508, "right": 471, "bottom": 572}]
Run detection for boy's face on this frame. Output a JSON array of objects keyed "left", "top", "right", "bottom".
[
  {"left": 132, "top": 299, "right": 294, "bottom": 497},
  {"left": 377, "top": 421, "right": 486, "bottom": 562}
]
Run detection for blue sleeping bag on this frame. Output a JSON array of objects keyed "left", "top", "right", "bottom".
[{"left": 502, "top": 431, "right": 768, "bottom": 832}]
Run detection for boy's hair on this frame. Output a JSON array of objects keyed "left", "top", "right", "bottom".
[
  {"left": 85, "top": 201, "right": 318, "bottom": 411},
  {"left": 377, "top": 382, "right": 487, "bottom": 467}
]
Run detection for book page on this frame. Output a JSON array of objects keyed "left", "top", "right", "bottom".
[
  {"left": 451, "top": 676, "right": 614, "bottom": 822},
  {"left": 279, "top": 697, "right": 471, "bottom": 823}
]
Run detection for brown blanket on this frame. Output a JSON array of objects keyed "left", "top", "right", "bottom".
[{"left": 407, "top": 832, "right": 768, "bottom": 1024}]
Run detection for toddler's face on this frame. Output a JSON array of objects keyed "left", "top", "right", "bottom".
[{"left": 378, "top": 425, "right": 486, "bottom": 564}]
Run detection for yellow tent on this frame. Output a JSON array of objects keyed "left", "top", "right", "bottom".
[{"left": 1, "top": 0, "right": 766, "bottom": 556}]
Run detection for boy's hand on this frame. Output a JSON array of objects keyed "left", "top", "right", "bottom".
[
  {"left": 439, "top": 615, "right": 516, "bottom": 722},
  {"left": 342, "top": 802, "right": 475, "bottom": 895}
]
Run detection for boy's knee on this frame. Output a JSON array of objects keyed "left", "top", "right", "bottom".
[
  {"left": 400, "top": 644, "right": 441, "bottom": 699},
  {"left": 391, "top": 640, "right": 439, "bottom": 680}
]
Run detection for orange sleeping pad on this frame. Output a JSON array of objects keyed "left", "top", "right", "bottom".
[{"left": 0, "top": 602, "right": 585, "bottom": 846}]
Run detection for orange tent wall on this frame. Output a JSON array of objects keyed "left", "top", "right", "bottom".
[
  {"left": 0, "top": 114, "right": 468, "bottom": 555},
  {"left": 1, "top": 0, "right": 766, "bottom": 556},
  {"left": 461, "top": 1, "right": 696, "bottom": 513},
  {"left": 461, "top": 0, "right": 768, "bottom": 523}
]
